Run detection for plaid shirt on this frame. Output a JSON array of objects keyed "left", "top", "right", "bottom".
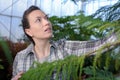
[{"left": 12, "top": 33, "right": 117, "bottom": 78}]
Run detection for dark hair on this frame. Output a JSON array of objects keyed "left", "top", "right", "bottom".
[{"left": 22, "top": 5, "right": 41, "bottom": 44}]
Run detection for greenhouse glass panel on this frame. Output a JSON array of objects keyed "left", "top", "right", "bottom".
[{"left": 0, "top": 15, "right": 10, "bottom": 38}]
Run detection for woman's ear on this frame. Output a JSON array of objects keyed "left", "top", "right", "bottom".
[{"left": 25, "top": 29, "right": 33, "bottom": 37}]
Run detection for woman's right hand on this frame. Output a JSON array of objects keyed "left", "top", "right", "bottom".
[{"left": 11, "top": 71, "right": 24, "bottom": 80}]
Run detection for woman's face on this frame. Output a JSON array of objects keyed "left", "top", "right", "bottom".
[{"left": 25, "top": 10, "right": 52, "bottom": 40}]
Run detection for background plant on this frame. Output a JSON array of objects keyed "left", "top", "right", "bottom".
[
  {"left": 20, "top": 1, "right": 120, "bottom": 79},
  {"left": 1, "top": 0, "right": 120, "bottom": 80},
  {"left": 0, "top": 39, "right": 28, "bottom": 80}
]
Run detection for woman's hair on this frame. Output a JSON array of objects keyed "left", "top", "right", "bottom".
[{"left": 22, "top": 5, "right": 41, "bottom": 44}]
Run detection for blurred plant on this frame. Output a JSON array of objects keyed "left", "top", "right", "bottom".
[
  {"left": 0, "top": 59, "right": 4, "bottom": 69},
  {"left": 50, "top": 11, "right": 120, "bottom": 41},
  {"left": 0, "top": 39, "right": 13, "bottom": 65},
  {"left": 93, "top": 1, "right": 120, "bottom": 21},
  {"left": 50, "top": 13, "right": 98, "bottom": 41},
  {"left": 0, "top": 39, "right": 13, "bottom": 79},
  {"left": 17, "top": 1, "right": 120, "bottom": 79},
  {"left": 20, "top": 39, "right": 120, "bottom": 80},
  {"left": 0, "top": 38, "right": 28, "bottom": 79},
  {"left": 20, "top": 8, "right": 120, "bottom": 80}
]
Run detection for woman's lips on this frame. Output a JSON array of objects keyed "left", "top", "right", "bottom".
[{"left": 45, "top": 28, "right": 52, "bottom": 32}]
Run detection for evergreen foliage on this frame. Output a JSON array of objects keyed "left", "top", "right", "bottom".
[
  {"left": 20, "top": 1, "right": 120, "bottom": 79},
  {"left": 20, "top": 40, "right": 120, "bottom": 80}
]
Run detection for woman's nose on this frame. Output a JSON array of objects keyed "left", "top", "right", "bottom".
[{"left": 43, "top": 18, "right": 50, "bottom": 26}]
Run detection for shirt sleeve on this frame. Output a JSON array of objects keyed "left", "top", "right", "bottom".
[
  {"left": 64, "top": 33, "right": 118, "bottom": 56},
  {"left": 12, "top": 53, "right": 19, "bottom": 77}
]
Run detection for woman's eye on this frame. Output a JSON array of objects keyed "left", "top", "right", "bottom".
[
  {"left": 36, "top": 18, "right": 41, "bottom": 22},
  {"left": 44, "top": 16, "right": 49, "bottom": 20}
]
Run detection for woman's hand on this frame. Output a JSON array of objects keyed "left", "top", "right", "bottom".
[{"left": 11, "top": 71, "right": 24, "bottom": 80}]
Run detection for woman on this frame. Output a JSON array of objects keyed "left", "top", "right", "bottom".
[{"left": 11, "top": 5, "right": 118, "bottom": 80}]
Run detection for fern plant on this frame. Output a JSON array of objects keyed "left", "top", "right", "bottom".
[
  {"left": 20, "top": 38, "right": 120, "bottom": 80},
  {"left": 19, "top": 6, "right": 120, "bottom": 79},
  {"left": 19, "top": 1, "right": 120, "bottom": 78}
]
